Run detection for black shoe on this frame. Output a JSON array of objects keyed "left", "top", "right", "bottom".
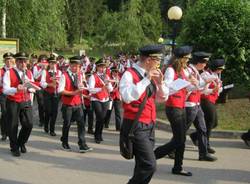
[
  {"left": 199, "top": 154, "right": 217, "bottom": 161},
  {"left": 44, "top": 127, "right": 49, "bottom": 133},
  {"left": 241, "top": 134, "right": 250, "bottom": 147},
  {"left": 168, "top": 152, "right": 175, "bottom": 159},
  {"left": 207, "top": 147, "right": 216, "bottom": 154},
  {"left": 11, "top": 149, "right": 20, "bottom": 157},
  {"left": 62, "top": 143, "right": 71, "bottom": 151},
  {"left": 172, "top": 169, "right": 192, "bottom": 176},
  {"left": 87, "top": 129, "right": 94, "bottom": 135},
  {"left": 50, "top": 132, "right": 56, "bottom": 136},
  {"left": 1, "top": 134, "right": 7, "bottom": 141},
  {"left": 20, "top": 145, "right": 27, "bottom": 153},
  {"left": 95, "top": 139, "right": 101, "bottom": 144},
  {"left": 79, "top": 144, "right": 93, "bottom": 153},
  {"left": 190, "top": 134, "right": 198, "bottom": 146}
]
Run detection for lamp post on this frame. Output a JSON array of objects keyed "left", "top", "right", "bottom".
[{"left": 167, "top": 6, "right": 183, "bottom": 52}]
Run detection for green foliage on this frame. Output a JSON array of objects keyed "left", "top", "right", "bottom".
[
  {"left": 95, "top": 0, "right": 162, "bottom": 52},
  {"left": 179, "top": 0, "right": 250, "bottom": 86},
  {"left": 4, "top": 0, "right": 67, "bottom": 51}
]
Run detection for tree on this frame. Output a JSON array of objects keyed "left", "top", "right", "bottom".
[{"left": 179, "top": 0, "right": 250, "bottom": 86}]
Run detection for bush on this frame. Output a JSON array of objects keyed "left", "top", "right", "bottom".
[{"left": 179, "top": 0, "right": 250, "bottom": 88}]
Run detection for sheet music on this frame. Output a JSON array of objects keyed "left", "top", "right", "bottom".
[
  {"left": 223, "top": 84, "right": 234, "bottom": 90},
  {"left": 24, "top": 81, "right": 41, "bottom": 91},
  {"left": 169, "top": 78, "right": 191, "bottom": 91}
]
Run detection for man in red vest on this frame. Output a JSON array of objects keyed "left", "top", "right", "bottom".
[
  {"left": 3, "top": 52, "right": 36, "bottom": 157},
  {"left": 185, "top": 52, "right": 217, "bottom": 161},
  {"left": 33, "top": 54, "right": 48, "bottom": 127},
  {"left": 0, "top": 52, "right": 15, "bottom": 141},
  {"left": 119, "top": 44, "right": 169, "bottom": 184},
  {"left": 58, "top": 56, "right": 92, "bottom": 153},
  {"left": 40, "top": 56, "right": 62, "bottom": 136}
]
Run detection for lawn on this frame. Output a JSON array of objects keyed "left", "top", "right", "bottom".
[{"left": 156, "top": 98, "right": 250, "bottom": 131}]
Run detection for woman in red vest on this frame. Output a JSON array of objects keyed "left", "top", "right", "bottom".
[
  {"left": 154, "top": 46, "right": 194, "bottom": 176},
  {"left": 190, "top": 59, "right": 225, "bottom": 154},
  {"left": 40, "top": 56, "right": 62, "bottom": 136},
  {"left": 3, "top": 52, "right": 37, "bottom": 157},
  {"left": 58, "top": 56, "right": 92, "bottom": 153},
  {"left": 120, "top": 44, "right": 168, "bottom": 184},
  {"left": 88, "top": 59, "right": 113, "bottom": 144}
]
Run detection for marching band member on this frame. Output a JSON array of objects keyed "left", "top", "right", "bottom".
[
  {"left": 33, "top": 54, "right": 48, "bottom": 127},
  {"left": 82, "top": 72, "right": 94, "bottom": 134},
  {"left": 190, "top": 59, "right": 225, "bottom": 154},
  {"left": 57, "top": 55, "right": 69, "bottom": 72},
  {"left": 185, "top": 52, "right": 217, "bottom": 161},
  {"left": 58, "top": 56, "right": 92, "bottom": 153},
  {"left": 0, "top": 52, "right": 15, "bottom": 141},
  {"left": 104, "top": 66, "right": 122, "bottom": 131},
  {"left": 154, "top": 46, "right": 195, "bottom": 176},
  {"left": 120, "top": 45, "right": 168, "bottom": 184},
  {"left": 3, "top": 52, "right": 37, "bottom": 157},
  {"left": 88, "top": 58, "right": 113, "bottom": 144},
  {"left": 40, "top": 56, "right": 62, "bottom": 136}
]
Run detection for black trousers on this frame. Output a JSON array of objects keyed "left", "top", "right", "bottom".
[
  {"left": 35, "top": 90, "right": 45, "bottom": 125},
  {"left": 186, "top": 105, "right": 208, "bottom": 156},
  {"left": 92, "top": 101, "right": 108, "bottom": 140},
  {"left": 154, "top": 107, "right": 186, "bottom": 172},
  {"left": 0, "top": 94, "right": 7, "bottom": 137},
  {"left": 191, "top": 99, "right": 218, "bottom": 147},
  {"left": 121, "top": 119, "right": 156, "bottom": 184},
  {"left": 43, "top": 91, "right": 59, "bottom": 133},
  {"left": 104, "top": 100, "right": 122, "bottom": 130},
  {"left": 83, "top": 105, "right": 94, "bottom": 130},
  {"left": 6, "top": 99, "right": 33, "bottom": 151},
  {"left": 61, "top": 105, "right": 86, "bottom": 146}
]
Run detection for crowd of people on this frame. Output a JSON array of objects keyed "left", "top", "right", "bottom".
[{"left": 0, "top": 44, "right": 249, "bottom": 184}]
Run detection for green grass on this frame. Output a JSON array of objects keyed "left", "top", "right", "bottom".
[{"left": 156, "top": 98, "right": 250, "bottom": 131}]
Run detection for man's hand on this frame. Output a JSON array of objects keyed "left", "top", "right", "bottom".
[
  {"left": 17, "top": 84, "right": 27, "bottom": 92},
  {"left": 148, "top": 69, "right": 163, "bottom": 84}
]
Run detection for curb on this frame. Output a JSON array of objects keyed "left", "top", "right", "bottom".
[{"left": 156, "top": 118, "right": 245, "bottom": 139}]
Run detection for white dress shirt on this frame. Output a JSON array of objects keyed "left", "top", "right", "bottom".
[
  {"left": 119, "top": 62, "right": 169, "bottom": 104},
  {"left": 3, "top": 68, "right": 35, "bottom": 95},
  {"left": 201, "top": 70, "right": 223, "bottom": 95},
  {"left": 33, "top": 64, "right": 44, "bottom": 80}
]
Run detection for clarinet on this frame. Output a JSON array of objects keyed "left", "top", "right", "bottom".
[{"left": 52, "top": 70, "right": 58, "bottom": 97}]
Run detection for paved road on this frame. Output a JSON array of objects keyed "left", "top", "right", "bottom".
[{"left": 0, "top": 124, "right": 249, "bottom": 184}]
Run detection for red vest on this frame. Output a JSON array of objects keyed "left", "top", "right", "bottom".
[
  {"left": 123, "top": 68, "right": 156, "bottom": 124},
  {"left": 0, "top": 67, "right": 6, "bottom": 94},
  {"left": 201, "top": 71, "right": 220, "bottom": 104},
  {"left": 186, "top": 66, "right": 201, "bottom": 103},
  {"left": 201, "top": 81, "right": 219, "bottom": 104},
  {"left": 82, "top": 89, "right": 91, "bottom": 107},
  {"left": 165, "top": 68, "right": 187, "bottom": 109},
  {"left": 61, "top": 72, "right": 82, "bottom": 106},
  {"left": 91, "top": 74, "right": 109, "bottom": 101},
  {"left": 7, "top": 68, "right": 33, "bottom": 103},
  {"left": 44, "top": 70, "right": 60, "bottom": 94},
  {"left": 110, "top": 76, "right": 120, "bottom": 100}
]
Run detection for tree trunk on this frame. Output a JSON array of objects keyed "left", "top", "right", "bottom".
[{"left": 2, "top": 0, "right": 7, "bottom": 38}]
